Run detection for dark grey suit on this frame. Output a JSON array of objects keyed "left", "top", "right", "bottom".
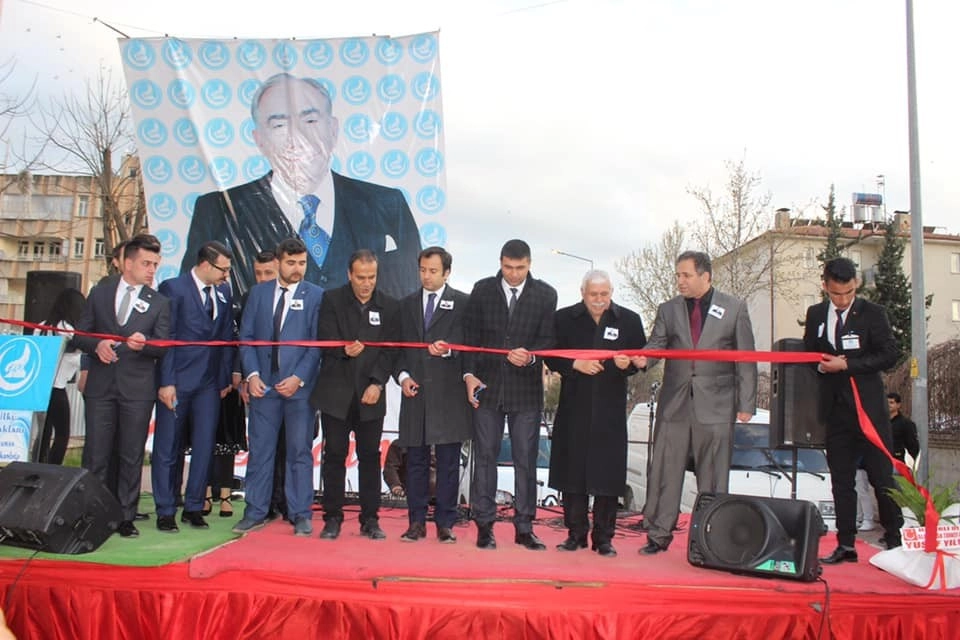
[
  {"left": 643, "top": 288, "right": 757, "bottom": 549},
  {"left": 74, "top": 275, "right": 170, "bottom": 521}
]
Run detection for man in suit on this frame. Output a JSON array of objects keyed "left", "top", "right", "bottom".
[
  {"left": 233, "top": 238, "right": 324, "bottom": 537},
  {"left": 312, "top": 249, "right": 399, "bottom": 541},
  {"left": 394, "top": 247, "right": 472, "bottom": 543},
  {"left": 803, "top": 257, "right": 903, "bottom": 563},
  {"left": 182, "top": 72, "right": 421, "bottom": 301},
  {"left": 153, "top": 241, "right": 236, "bottom": 532},
  {"left": 640, "top": 250, "right": 757, "bottom": 555},
  {"left": 75, "top": 234, "right": 170, "bottom": 538},
  {"left": 463, "top": 239, "right": 558, "bottom": 551},
  {"left": 545, "top": 270, "right": 647, "bottom": 557}
]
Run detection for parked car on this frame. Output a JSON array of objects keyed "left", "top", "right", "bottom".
[{"left": 624, "top": 404, "right": 836, "bottom": 530}]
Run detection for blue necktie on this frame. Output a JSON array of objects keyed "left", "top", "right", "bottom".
[
  {"left": 203, "top": 286, "right": 214, "bottom": 320},
  {"left": 424, "top": 292, "right": 436, "bottom": 330},
  {"left": 271, "top": 287, "right": 287, "bottom": 374},
  {"left": 298, "top": 195, "right": 331, "bottom": 268}
]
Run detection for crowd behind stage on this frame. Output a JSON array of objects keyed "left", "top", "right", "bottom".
[{"left": 32, "top": 233, "right": 910, "bottom": 564}]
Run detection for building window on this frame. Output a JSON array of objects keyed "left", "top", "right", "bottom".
[
  {"left": 848, "top": 249, "right": 862, "bottom": 269},
  {"left": 49, "top": 241, "right": 62, "bottom": 257},
  {"left": 803, "top": 247, "right": 815, "bottom": 269},
  {"left": 33, "top": 242, "right": 45, "bottom": 259},
  {"left": 77, "top": 196, "right": 89, "bottom": 217},
  {"left": 953, "top": 300, "right": 960, "bottom": 322},
  {"left": 94, "top": 238, "right": 105, "bottom": 257},
  {"left": 18, "top": 241, "right": 29, "bottom": 257},
  {"left": 74, "top": 238, "right": 85, "bottom": 258},
  {"left": 952, "top": 253, "right": 960, "bottom": 274}
]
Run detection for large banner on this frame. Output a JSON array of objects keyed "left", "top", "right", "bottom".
[
  {"left": 0, "top": 335, "right": 64, "bottom": 462},
  {"left": 119, "top": 33, "right": 445, "bottom": 299}
]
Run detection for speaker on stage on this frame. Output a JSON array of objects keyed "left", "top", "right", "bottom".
[
  {"left": 23, "top": 270, "right": 83, "bottom": 334},
  {"left": 0, "top": 462, "right": 122, "bottom": 554},
  {"left": 687, "top": 492, "right": 825, "bottom": 582},
  {"left": 770, "top": 338, "right": 827, "bottom": 448}
]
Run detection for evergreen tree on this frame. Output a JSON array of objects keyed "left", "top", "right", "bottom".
[
  {"left": 862, "top": 220, "right": 912, "bottom": 363},
  {"left": 817, "top": 184, "right": 844, "bottom": 301}
]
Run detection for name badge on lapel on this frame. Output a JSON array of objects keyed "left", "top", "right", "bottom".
[
  {"left": 439, "top": 299, "right": 454, "bottom": 310},
  {"left": 708, "top": 304, "right": 725, "bottom": 320},
  {"left": 603, "top": 327, "right": 619, "bottom": 341},
  {"left": 289, "top": 299, "right": 304, "bottom": 311},
  {"left": 369, "top": 310, "right": 381, "bottom": 326},
  {"left": 216, "top": 291, "right": 227, "bottom": 304},
  {"left": 817, "top": 322, "right": 825, "bottom": 338},
  {"left": 132, "top": 299, "right": 149, "bottom": 314},
  {"left": 841, "top": 334, "right": 861, "bottom": 350}
]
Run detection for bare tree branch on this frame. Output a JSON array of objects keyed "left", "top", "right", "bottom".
[{"left": 615, "top": 220, "right": 687, "bottom": 328}]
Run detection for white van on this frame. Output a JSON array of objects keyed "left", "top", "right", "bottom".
[{"left": 624, "top": 404, "right": 836, "bottom": 530}]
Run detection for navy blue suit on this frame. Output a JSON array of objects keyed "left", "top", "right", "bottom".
[
  {"left": 153, "top": 272, "right": 235, "bottom": 517},
  {"left": 239, "top": 279, "right": 323, "bottom": 523}
]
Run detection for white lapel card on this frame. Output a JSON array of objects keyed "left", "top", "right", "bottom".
[
  {"left": 369, "top": 310, "right": 381, "bottom": 326},
  {"left": 708, "top": 304, "right": 725, "bottom": 320},
  {"left": 439, "top": 299, "right": 454, "bottom": 310},
  {"left": 603, "top": 327, "right": 619, "bottom": 341},
  {"left": 216, "top": 290, "right": 227, "bottom": 304},
  {"left": 133, "top": 299, "right": 150, "bottom": 314},
  {"left": 290, "top": 299, "right": 304, "bottom": 311},
  {"left": 842, "top": 334, "right": 861, "bottom": 350}
]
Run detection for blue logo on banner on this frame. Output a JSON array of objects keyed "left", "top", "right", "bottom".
[
  {"left": 161, "top": 39, "right": 193, "bottom": 70},
  {"left": 377, "top": 75, "right": 405, "bottom": 103},
  {"left": 149, "top": 193, "right": 177, "bottom": 221},
  {"left": 173, "top": 118, "right": 199, "bottom": 146},
  {"left": 237, "top": 41, "right": 267, "bottom": 71},
  {"left": 239, "top": 119, "right": 256, "bottom": 146},
  {"left": 130, "top": 80, "right": 163, "bottom": 110},
  {"left": 272, "top": 42, "right": 298, "bottom": 70},
  {"left": 210, "top": 157, "right": 238, "bottom": 186},
  {"left": 413, "top": 110, "right": 442, "bottom": 139},
  {"left": 237, "top": 79, "right": 261, "bottom": 109},
  {"left": 155, "top": 230, "right": 180, "bottom": 258},
  {"left": 304, "top": 41, "right": 334, "bottom": 70},
  {"left": 143, "top": 156, "right": 173, "bottom": 185},
  {"left": 123, "top": 40, "right": 156, "bottom": 71},
  {"left": 0, "top": 336, "right": 63, "bottom": 410},
  {"left": 419, "top": 222, "right": 447, "bottom": 246},
  {"left": 182, "top": 192, "right": 200, "bottom": 219},
  {"left": 414, "top": 149, "right": 443, "bottom": 177},
  {"left": 343, "top": 114, "right": 372, "bottom": 144},
  {"left": 243, "top": 156, "right": 271, "bottom": 181},
  {"left": 412, "top": 72, "right": 440, "bottom": 101},
  {"left": 375, "top": 38, "right": 403, "bottom": 66},
  {"left": 416, "top": 186, "right": 446, "bottom": 214},
  {"left": 198, "top": 41, "right": 230, "bottom": 70},
  {"left": 339, "top": 39, "right": 369, "bottom": 67},
  {"left": 346, "top": 152, "right": 375, "bottom": 180},
  {"left": 204, "top": 118, "right": 235, "bottom": 147},
  {"left": 201, "top": 79, "right": 232, "bottom": 109},
  {"left": 168, "top": 80, "right": 196, "bottom": 110},
  {"left": 342, "top": 76, "right": 371, "bottom": 105},
  {"left": 178, "top": 156, "right": 208, "bottom": 184},
  {"left": 380, "top": 112, "right": 407, "bottom": 142},
  {"left": 155, "top": 265, "right": 179, "bottom": 286},
  {"left": 137, "top": 118, "right": 167, "bottom": 147},
  {"left": 409, "top": 34, "right": 438, "bottom": 64},
  {"left": 381, "top": 150, "right": 409, "bottom": 179},
  {"left": 315, "top": 78, "right": 337, "bottom": 103}
]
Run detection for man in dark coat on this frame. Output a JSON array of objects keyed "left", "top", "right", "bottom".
[
  {"left": 545, "top": 270, "right": 646, "bottom": 557},
  {"left": 463, "top": 239, "right": 557, "bottom": 551},
  {"left": 393, "top": 247, "right": 472, "bottom": 543}
]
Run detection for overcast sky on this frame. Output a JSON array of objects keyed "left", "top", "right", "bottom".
[{"left": 2, "top": 0, "right": 957, "bottom": 306}]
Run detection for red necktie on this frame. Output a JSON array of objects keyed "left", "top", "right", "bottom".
[{"left": 690, "top": 298, "right": 703, "bottom": 346}]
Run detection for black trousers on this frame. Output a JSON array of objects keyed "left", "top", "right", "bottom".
[
  {"left": 321, "top": 405, "right": 383, "bottom": 525},
  {"left": 563, "top": 493, "right": 619, "bottom": 545},
  {"left": 34, "top": 388, "right": 70, "bottom": 465}
]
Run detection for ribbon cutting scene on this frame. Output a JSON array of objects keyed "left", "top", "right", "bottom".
[{"left": 1, "top": 3, "right": 959, "bottom": 639}]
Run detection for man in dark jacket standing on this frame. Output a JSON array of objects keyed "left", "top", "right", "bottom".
[
  {"left": 394, "top": 247, "right": 472, "bottom": 543},
  {"left": 545, "top": 270, "right": 647, "bottom": 557},
  {"left": 463, "top": 239, "right": 557, "bottom": 551}
]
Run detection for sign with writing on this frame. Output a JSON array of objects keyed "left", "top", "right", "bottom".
[{"left": 901, "top": 525, "right": 960, "bottom": 552}]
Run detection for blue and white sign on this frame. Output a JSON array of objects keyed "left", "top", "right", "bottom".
[{"left": 0, "top": 336, "right": 65, "bottom": 462}]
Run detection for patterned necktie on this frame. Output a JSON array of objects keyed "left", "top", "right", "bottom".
[
  {"left": 298, "top": 194, "right": 331, "bottom": 268},
  {"left": 690, "top": 298, "right": 703, "bottom": 346},
  {"left": 271, "top": 287, "right": 288, "bottom": 373},
  {"left": 116, "top": 285, "right": 135, "bottom": 325},
  {"left": 834, "top": 309, "right": 845, "bottom": 352},
  {"left": 203, "top": 286, "right": 214, "bottom": 320},
  {"left": 424, "top": 292, "right": 437, "bottom": 330},
  {"left": 508, "top": 288, "right": 518, "bottom": 317}
]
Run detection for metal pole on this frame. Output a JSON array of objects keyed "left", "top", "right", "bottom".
[{"left": 905, "top": 0, "right": 929, "bottom": 485}]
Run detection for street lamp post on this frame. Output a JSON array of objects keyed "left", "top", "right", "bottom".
[{"left": 551, "top": 249, "right": 594, "bottom": 270}]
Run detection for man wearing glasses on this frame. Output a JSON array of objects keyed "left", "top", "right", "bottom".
[{"left": 153, "top": 241, "right": 237, "bottom": 533}]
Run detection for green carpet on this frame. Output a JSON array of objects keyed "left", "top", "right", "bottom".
[{"left": 0, "top": 494, "right": 242, "bottom": 567}]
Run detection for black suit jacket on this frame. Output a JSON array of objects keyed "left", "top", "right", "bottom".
[
  {"left": 802, "top": 297, "right": 900, "bottom": 434},
  {"left": 183, "top": 171, "right": 421, "bottom": 300},
  {"left": 463, "top": 272, "right": 557, "bottom": 412},
  {"left": 310, "top": 284, "right": 399, "bottom": 421},
  {"left": 74, "top": 275, "right": 170, "bottom": 401}
]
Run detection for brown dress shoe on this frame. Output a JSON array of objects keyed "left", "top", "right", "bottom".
[
  {"left": 437, "top": 527, "right": 457, "bottom": 544},
  {"left": 400, "top": 522, "right": 427, "bottom": 542}
]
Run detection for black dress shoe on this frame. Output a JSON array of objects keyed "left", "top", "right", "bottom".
[
  {"left": 820, "top": 547, "right": 858, "bottom": 564},
  {"left": 476, "top": 524, "right": 496, "bottom": 550},
  {"left": 319, "top": 519, "right": 341, "bottom": 540},
  {"left": 437, "top": 527, "right": 457, "bottom": 544},
  {"left": 117, "top": 521, "right": 139, "bottom": 538},
  {"left": 556, "top": 536, "right": 588, "bottom": 551},
  {"left": 881, "top": 535, "right": 902, "bottom": 550},
  {"left": 515, "top": 532, "right": 546, "bottom": 551},
  {"left": 639, "top": 540, "right": 666, "bottom": 555},
  {"left": 593, "top": 542, "right": 617, "bottom": 557},
  {"left": 156, "top": 515, "right": 179, "bottom": 533},
  {"left": 400, "top": 522, "right": 427, "bottom": 542},
  {"left": 181, "top": 511, "right": 210, "bottom": 529},
  {"left": 134, "top": 512, "right": 150, "bottom": 521},
  {"left": 360, "top": 521, "right": 387, "bottom": 540}
]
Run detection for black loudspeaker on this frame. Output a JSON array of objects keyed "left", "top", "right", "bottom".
[
  {"left": 770, "top": 338, "right": 827, "bottom": 448},
  {"left": 0, "top": 462, "right": 122, "bottom": 554},
  {"left": 23, "top": 271, "right": 83, "bottom": 334},
  {"left": 687, "top": 492, "right": 825, "bottom": 582}
]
